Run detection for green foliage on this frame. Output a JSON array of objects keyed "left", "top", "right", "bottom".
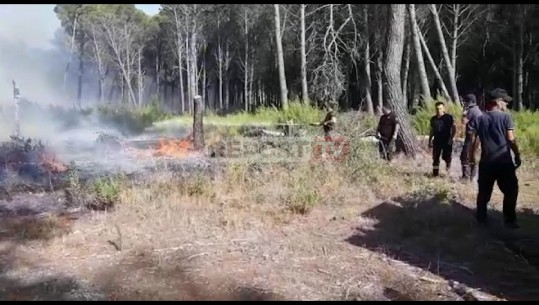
[
  {"left": 172, "top": 101, "right": 324, "bottom": 126},
  {"left": 88, "top": 175, "right": 123, "bottom": 210},
  {"left": 95, "top": 102, "right": 172, "bottom": 135},
  {"left": 178, "top": 175, "right": 216, "bottom": 199},
  {"left": 285, "top": 177, "right": 322, "bottom": 215},
  {"left": 411, "top": 100, "right": 464, "bottom": 136},
  {"left": 512, "top": 110, "right": 539, "bottom": 157}
]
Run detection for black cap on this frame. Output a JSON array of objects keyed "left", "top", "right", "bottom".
[
  {"left": 486, "top": 88, "right": 512, "bottom": 103},
  {"left": 462, "top": 93, "right": 477, "bottom": 105}
]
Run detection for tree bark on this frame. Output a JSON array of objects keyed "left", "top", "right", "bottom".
[
  {"left": 363, "top": 5, "right": 374, "bottom": 114},
  {"left": 384, "top": 4, "right": 417, "bottom": 158},
  {"left": 300, "top": 4, "right": 309, "bottom": 103},
  {"left": 243, "top": 10, "right": 250, "bottom": 112},
  {"left": 430, "top": 4, "right": 459, "bottom": 104},
  {"left": 193, "top": 96, "right": 204, "bottom": 150},
  {"left": 450, "top": 4, "right": 459, "bottom": 80},
  {"left": 515, "top": 4, "right": 524, "bottom": 110},
  {"left": 402, "top": 32, "right": 411, "bottom": 106},
  {"left": 76, "top": 40, "right": 84, "bottom": 109},
  {"left": 375, "top": 49, "right": 384, "bottom": 114},
  {"left": 274, "top": 4, "right": 289, "bottom": 109},
  {"left": 64, "top": 12, "right": 79, "bottom": 96},
  {"left": 418, "top": 29, "right": 449, "bottom": 100},
  {"left": 407, "top": 4, "right": 431, "bottom": 101}
]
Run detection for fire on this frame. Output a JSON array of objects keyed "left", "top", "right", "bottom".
[
  {"left": 39, "top": 151, "right": 69, "bottom": 173},
  {"left": 153, "top": 138, "right": 193, "bottom": 158}
]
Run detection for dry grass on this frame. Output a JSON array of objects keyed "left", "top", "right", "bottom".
[{"left": 1, "top": 142, "right": 538, "bottom": 300}]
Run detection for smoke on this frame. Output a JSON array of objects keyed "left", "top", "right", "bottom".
[{"left": 0, "top": 5, "right": 192, "bottom": 177}]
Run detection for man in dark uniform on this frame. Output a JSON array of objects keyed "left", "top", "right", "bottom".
[
  {"left": 319, "top": 106, "right": 337, "bottom": 140},
  {"left": 376, "top": 105, "right": 400, "bottom": 161},
  {"left": 460, "top": 94, "right": 483, "bottom": 180},
  {"left": 467, "top": 88, "right": 521, "bottom": 229},
  {"left": 428, "top": 102, "right": 456, "bottom": 177}
]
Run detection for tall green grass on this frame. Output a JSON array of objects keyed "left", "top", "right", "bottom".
[{"left": 169, "top": 101, "right": 324, "bottom": 126}]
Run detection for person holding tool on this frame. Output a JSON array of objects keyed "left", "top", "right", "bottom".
[
  {"left": 376, "top": 105, "right": 400, "bottom": 161},
  {"left": 312, "top": 105, "right": 337, "bottom": 140}
]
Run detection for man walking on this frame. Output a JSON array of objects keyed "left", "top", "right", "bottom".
[
  {"left": 376, "top": 106, "right": 400, "bottom": 161},
  {"left": 467, "top": 88, "right": 521, "bottom": 229},
  {"left": 460, "top": 94, "right": 483, "bottom": 180},
  {"left": 429, "top": 102, "right": 456, "bottom": 177}
]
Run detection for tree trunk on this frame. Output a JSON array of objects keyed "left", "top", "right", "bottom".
[
  {"left": 137, "top": 48, "right": 143, "bottom": 108},
  {"left": 225, "top": 74, "right": 230, "bottom": 111},
  {"left": 363, "top": 5, "right": 374, "bottom": 114},
  {"left": 243, "top": 10, "right": 250, "bottom": 112},
  {"left": 274, "top": 4, "right": 289, "bottom": 109},
  {"left": 178, "top": 41, "right": 185, "bottom": 113},
  {"left": 193, "top": 96, "right": 204, "bottom": 150},
  {"left": 375, "top": 48, "right": 383, "bottom": 114},
  {"left": 218, "top": 45, "right": 223, "bottom": 111},
  {"left": 155, "top": 43, "right": 161, "bottom": 103},
  {"left": 249, "top": 62, "right": 254, "bottom": 111},
  {"left": 76, "top": 40, "right": 84, "bottom": 109},
  {"left": 300, "top": 4, "right": 309, "bottom": 103},
  {"left": 190, "top": 29, "right": 198, "bottom": 106},
  {"left": 402, "top": 32, "right": 411, "bottom": 106},
  {"left": 224, "top": 43, "right": 231, "bottom": 112},
  {"left": 202, "top": 60, "right": 206, "bottom": 110},
  {"left": 516, "top": 4, "right": 524, "bottom": 111},
  {"left": 408, "top": 4, "right": 431, "bottom": 101},
  {"left": 430, "top": 4, "right": 459, "bottom": 104},
  {"left": 384, "top": 4, "right": 418, "bottom": 158},
  {"left": 185, "top": 39, "right": 192, "bottom": 113},
  {"left": 450, "top": 4, "right": 459, "bottom": 80},
  {"left": 64, "top": 13, "right": 79, "bottom": 96},
  {"left": 418, "top": 29, "right": 449, "bottom": 100}
]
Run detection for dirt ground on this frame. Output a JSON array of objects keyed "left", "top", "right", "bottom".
[{"left": 0, "top": 150, "right": 538, "bottom": 301}]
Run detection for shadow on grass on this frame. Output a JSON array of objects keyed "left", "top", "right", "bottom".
[
  {"left": 94, "top": 249, "right": 283, "bottom": 301},
  {"left": 0, "top": 214, "right": 94, "bottom": 300},
  {"left": 346, "top": 194, "right": 539, "bottom": 301}
]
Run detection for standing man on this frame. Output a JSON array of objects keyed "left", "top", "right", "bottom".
[
  {"left": 318, "top": 106, "right": 337, "bottom": 140},
  {"left": 376, "top": 105, "right": 400, "bottom": 161},
  {"left": 429, "top": 102, "right": 456, "bottom": 177},
  {"left": 467, "top": 88, "right": 521, "bottom": 228},
  {"left": 460, "top": 94, "right": 483, "bottom": 180}
]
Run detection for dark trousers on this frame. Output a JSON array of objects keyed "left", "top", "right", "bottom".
[
  {"left": 476, "top": 162, "right": 519, "bottom": 224},
  {"left": 460, "top": 135, "right": 477, "bottom": 180},
  {"left": 432, "top": 141, "right": 453, "bottom": 176},
  {"left": 378, "top": 139, "right": 394, "bottom": 161}
]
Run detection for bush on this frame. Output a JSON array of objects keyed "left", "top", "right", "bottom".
[
  {"left": 96, "top": 102, "right": 172, "bottom": 135},
  {"left": 87, "top": 175, "right": 123, "bottom": 211}
]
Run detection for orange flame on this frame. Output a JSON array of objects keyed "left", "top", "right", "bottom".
[
  {"left": 39, "top": 151, "right": 69, "bottom": 173},
  {"left": 153, "top": 138, "right": 193, "bottom": 158}
]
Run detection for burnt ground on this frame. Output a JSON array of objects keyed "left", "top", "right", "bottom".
[{"left": 0, "top": 134, "right": 538, "bottom": 300}]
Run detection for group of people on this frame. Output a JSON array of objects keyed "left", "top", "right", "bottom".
[
  {"left": 316, "top": 89, "right": 521, "bottom": 228},
  {"left": 373, "top": 88, "right": 522, "bottom": 229}
]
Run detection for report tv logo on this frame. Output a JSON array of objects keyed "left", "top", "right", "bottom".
[
  {"left": 209, "top": 135, "right": 352, "bottom": 163},
  {"left": 311, "top": 135, "right": 351, "bottom": 163}
]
